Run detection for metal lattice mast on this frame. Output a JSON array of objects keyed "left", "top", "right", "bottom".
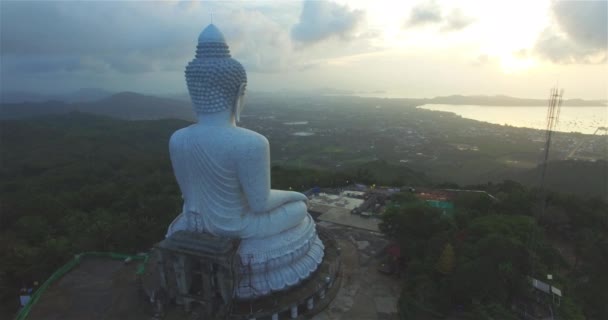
[
  {"left": 539, "top": 87, "right": 563, "bottom": 215},
  {"left": 526, "top": 87, "right": 563, "bottom": 320}
]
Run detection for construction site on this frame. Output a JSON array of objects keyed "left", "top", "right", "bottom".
[{"left": 306, "top": 186, "right": 466, "bottom": 232}]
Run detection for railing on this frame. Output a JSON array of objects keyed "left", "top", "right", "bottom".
[{"left": 14, "top": 251, "right": 149, "bottom": 320}]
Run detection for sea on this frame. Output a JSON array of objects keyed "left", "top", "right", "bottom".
[{"left": 418, "top": 104, "right": 607, "bottom": 135}]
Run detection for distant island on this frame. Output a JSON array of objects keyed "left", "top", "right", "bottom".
[
  {"left": 423, "top": 94, "right": 607, "bottom": 107},
  {"left": 1, "top": 91, "right": 606, "bottom": 121},
  {"left": 2, "top": 89, "right": 606, "bottom": 107},
  {"left": 280, "top": 91, "right": 607, "bottom": 107}
]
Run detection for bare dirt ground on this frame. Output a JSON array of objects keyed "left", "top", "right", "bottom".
[
  {"left": 28, "top": 258, "right": 150, "bottom": 320},
  {"left": 312, "top": 221, "right": 400, "bottom": 320},
  {"left": 27, "top": 221, "right": 400, "bottom": 320}
]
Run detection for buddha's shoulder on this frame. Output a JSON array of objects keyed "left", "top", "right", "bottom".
[
  {"left": 169, "top": 126, "right": 193, "bottom": 143},
  {"left": 233, "top": 127, "right": 269, "bottom": 147},
  {"left": 169, "top": 126, "right": 268, "bottom": 148}
]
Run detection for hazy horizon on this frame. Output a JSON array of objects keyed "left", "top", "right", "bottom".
[
  {"left": 3, "top": 86, "right": 608, "bottom": 102},
  {"left": 1, "top": 0, "right": 607, "bottom": 100}
]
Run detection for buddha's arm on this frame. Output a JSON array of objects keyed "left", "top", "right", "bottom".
[
  {"left": 237, "top": 136, "right": 307, "bottom": 214},
  {"left": 266, "top": 189, "right": 308, "bottom": 211}
]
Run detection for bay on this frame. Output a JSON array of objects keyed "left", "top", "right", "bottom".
[{"left": 418, "top": 104, "right": 607, "bottom": 134}]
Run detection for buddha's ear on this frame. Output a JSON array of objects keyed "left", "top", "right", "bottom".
[{"left": 234, "top": 83, "right": 247, "bottom": 122}]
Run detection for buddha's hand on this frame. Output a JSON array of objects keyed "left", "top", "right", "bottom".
[
  {"left": 285, "top": 190, "right": 309, "bottom": 209},
  {"left": 264, "top": 189, "right": 308, "bottom": 212},
  {"left": 286, "top": 190, "right": 308, "bottom": 203}
]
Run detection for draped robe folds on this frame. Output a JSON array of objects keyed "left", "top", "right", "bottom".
[
  {"left": 165, "top": 125, "right": 324, "bottom": 299},
  {"left": 166, "top": 127, "right": 307, "bottom": 239}
]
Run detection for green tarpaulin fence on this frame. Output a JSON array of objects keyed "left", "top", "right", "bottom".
[{"left": 14, "top": 251, "right": 149, "bottom": 320}]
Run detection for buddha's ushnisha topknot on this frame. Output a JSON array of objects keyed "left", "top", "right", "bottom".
[{"left": 185, "top": 24, "right": 247, "bottom": 114}]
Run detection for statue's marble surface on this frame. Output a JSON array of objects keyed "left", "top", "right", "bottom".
[{"left": 166, "top": 24, "right": 324, "bottom": 299}]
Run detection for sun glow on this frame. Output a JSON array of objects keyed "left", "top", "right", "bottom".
[
  {"left": 499, "top": 54, "right": 537, "bottom": 74},
  {"left": 342, "top": 0, "right": 551, "bottom": 74}
]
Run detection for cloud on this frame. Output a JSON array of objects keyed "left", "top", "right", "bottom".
[
  {"left": 0, "top": 1, "right": 193, "bottom": 74},
  {"left": 405, "top": 1, "right": 442, "bottom": 27},
  {"left": 534, "top": 1, "right": 607, "bottom": 64},
  {"left": 222, "top": 10, "right": 293, "bottom": 73},
  {"left": 1, "top": 55, "right": 82, "bottom": 73},
  {"left": 297, "top": 61, "right": 325, "bottom": 71},
  {"left": 471, "top": 54, "right": 491, "bottom": 66},
  {"left": 552, "top": 0, "right": 607, "bottom": 50},
  {"left": 441, "top": 9, "right": 474, "bottom": 32},
  {"left": 0, "top": 1, "right": 308, "bottom": 78},
  {"left": 291, "top": 0, "right": 364, "bottom": 45},
  {"left": 404, "top": 2, "right": 473, "bottom": 32},
  {"left": 2, "top": 0, "right": 376, "bottom": 93}
]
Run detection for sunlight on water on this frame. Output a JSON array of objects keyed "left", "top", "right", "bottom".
[{"left": 419, "top": 104, "right": 608, "bottom": 134}]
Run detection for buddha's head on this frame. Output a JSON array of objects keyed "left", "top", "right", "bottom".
[{"left": 185, "top": 24, "right": 247, "bottom": 120}]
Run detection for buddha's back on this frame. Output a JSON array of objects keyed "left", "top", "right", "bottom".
[
  {"left": 165, "top": 23, "right": 324, "bottom": 299},
  {"left": 168, "top": 124, "right": 265, "bottom": 237}
]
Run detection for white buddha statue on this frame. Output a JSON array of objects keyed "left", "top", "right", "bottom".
[{"left": 166, "top": 24, "right": 324, "bottom": 299}]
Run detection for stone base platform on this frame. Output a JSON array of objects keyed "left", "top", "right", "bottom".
[
  {"left": 228, "top": 226, "right": 342, "bottom": 319},
  {"left": 26, "top": 222, "right": 408, "bottom": 320}
]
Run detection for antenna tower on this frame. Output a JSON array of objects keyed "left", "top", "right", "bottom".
[
  {"left": 526, "top": 88, "right": 563, "bottom": 319},
  {"left": 538, "top": 87, "right": 563, "bottom": 216}
]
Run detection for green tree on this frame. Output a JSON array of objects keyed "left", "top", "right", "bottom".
[
  {"left": 379, "top": 202, "right": 450, "bottom": 261},
  {"left": 436, "top": 243, "right": 455, "bottom": 275}
]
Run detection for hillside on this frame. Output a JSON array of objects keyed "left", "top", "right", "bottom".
[
  {"left": 0, "top": 88, "right": 113, "bottom": 104},
  {"left": 1, "top": 93, "right": 605, "bottom": 199},
  {"left": 0, "top": 92, "right": 195, "bottom": 121},
  {"left": 513, "top": 160, "right": 608, "bottom": 199},
  {"left": 3, "top": 92, "right": 606, "bottom": 123},
  {"left": 82, "top": 92, "right": 195, "bottom": 121},
  {"left": 0, "top": 113, "right": 187, "bottom": 312},
  {"left": 0, "top": 114, "right": 427, "bottom": 311},
  {"left": 1, "top": 112, "right": 606, "bottom": 318}
]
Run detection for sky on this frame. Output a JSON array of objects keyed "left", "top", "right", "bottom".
[{"left": 1, "top": 0, "right": 607, "bottom": 99}]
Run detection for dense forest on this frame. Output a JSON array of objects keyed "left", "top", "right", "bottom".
[
  {"left": 380, "top": 183, "right": 607, "bottom": 319},
  {"left": 0, "top": 113, "right": 427, "bottom": 312},
  {"left": 1, "top": 113, "right": 606, "bottom": 319},
  {"left": 0, "top": 113, "right": 184, "bottom": 309}
]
